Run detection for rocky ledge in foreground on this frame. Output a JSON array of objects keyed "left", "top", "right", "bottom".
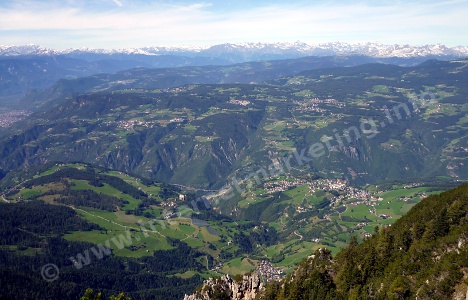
[{"left": 184, "top": 273, "right": 264, "bottom": 300}]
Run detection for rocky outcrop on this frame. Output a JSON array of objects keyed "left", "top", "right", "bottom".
[
  {"left": 184, "top": 273, "right": 264, "bottom": 300},
  {"left": 452, "top": 263, "right": 468, "bottom": 300}
]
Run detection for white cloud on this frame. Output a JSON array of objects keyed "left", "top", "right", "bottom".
[
  {"left": 111, "top": 0, "right": 123, "bottom": 7},
  {"left": 0, "top": 0, "right": 466, "bottom": 48}
]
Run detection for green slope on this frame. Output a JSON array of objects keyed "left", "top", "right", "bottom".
[
  {"left": 0, "top": 59, "right": 466, "bottom": 189},
  {"left": 257, "top": 183, "right": 468, "bottom": 300}
]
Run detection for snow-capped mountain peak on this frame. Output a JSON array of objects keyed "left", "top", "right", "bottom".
[
  {"left": 0, "top": 44, "right": 58, "bottom": 56},
  {"left": 1, "top": 42, "right": 467, "bottom": 61}
]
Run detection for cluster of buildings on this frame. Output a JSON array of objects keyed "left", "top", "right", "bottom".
[
  {"left": 115, "top": 119, "right": 157, "bottom": 130},
  {"left": 0, "top": 109, "right": 30, "bottom": 127},
  {"left": 300, "top": 101, "right": 327, "bottom": 113},
  {"left": 103, "top": 112, "right": 192, "bottom": 130},
  {"left": 379, "top": 214, "right": 392, "bottom": 219},
  {"left": 355, "top": 222, "right": 368, "bottom": 230},
  {"left": 170, "top": 117, "right": 185, "bottom": 123},
  {"left": 262, "top": 178, "right": 373, "bottom": 204},
  {"left": 404, "top": 182, "right": 423, "bottom": 189},
  {"left": 330, "top": 187, "right": 372, "bottom": 203},
  {"left": 263, "top": 179, "right": 309, "bottom": 194},
  {"left": 111, "top": 117, "right": 186, "bottom": 130},
  {"left": 309, "top": 178, "right": 348, "bottom": 192},
  {"left": 400, "top": 193, "right": 427, "bottom": 201},
  {"left": 322, "top": 98, "right": 345, "bottom": 107},
  {"left": 229, "top": 99, "right": 250, "bottom": 106},
  {"left": 161, "top": 200, "right": 177, "bottom": 209},
  {"left": 296, "top": 206, "right": 308, "bottom": 213},
  {"left": 299, "top": 97, "right": 346, "bottom": 113},
  {"left": 307, "top": 179, "right": 371, "bottom": 202},
  {"left": 159, "top": 194, "right": 188, "bottom": 219},
  {"left": 256, "top": 260, "right": 284, "bottom": 282}
]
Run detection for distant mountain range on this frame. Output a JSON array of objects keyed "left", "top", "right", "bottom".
[
  {"left": 1, "top": 42, "right": 468, "bottom": 108},
  {"left": 2, "top": 42, "right": 468, "bottom": 62},
  {"left": 1, "top": 42, "right": 467, "bottom": 108}
]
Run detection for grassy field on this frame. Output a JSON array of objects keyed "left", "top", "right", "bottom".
[
  {"left": 378, "top": 186, "right": 432, "bottom": 201},
  {"left": 103, "top": 171, "right": 162, "bottom": 197},
  {"left": 284, "top": 185, "right": 309, "bottom": 205},
  {"left": 12, "top": 182, "right": 65, "bottom": 200},
  {"left": 263, "top": 240, "right": 327, "bottom": 271},
  {"left": 65, "top": 229, "right": 172, "bottom": 258},
  {"left": 8, "top": 163, "right": 452, "bottom": 278},
  {"left": 222, "top": 257, "right": 257, "bottom": 275},
  {"left": 341, "top": 204, "right": 378, "bottom": 221},
  {"left": 65, "top": 208, "right": 190, "bottom": 257},
  {"left": 71, "top": 180, "right": 141, "bottom": 210},
  {"left": 199, "top": 227, "right": 220, "bottom": 243},
  {"left": 237, "top": 193, "right": 270, "bottom": 208}
]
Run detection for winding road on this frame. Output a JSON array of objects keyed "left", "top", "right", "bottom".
[
  {"left": 171, "top": 184, "right": 218, "bottom": 193},
  {"left": 1, "top": 194, "right": 10, "bottom": 203},
  {"left": 294, "top": 230, "right": 304, "bottom": 241}
]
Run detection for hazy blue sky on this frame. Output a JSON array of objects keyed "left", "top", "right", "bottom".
[{"left": 1, "top": 0, "right": 467, "bottom": 49}]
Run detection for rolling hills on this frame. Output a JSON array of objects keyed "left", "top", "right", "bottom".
[
  {"left": 17, "top": 55, "right": 429, "bottom": 110},
  {"left": 0, "top": 59, "right": 466, "bottom": 189}
]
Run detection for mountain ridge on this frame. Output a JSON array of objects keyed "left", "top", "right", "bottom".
[
  {"left": 2, "top": 42, "right": 467, "bottom": 109},
  {"left": 2, "top": 42, "right": 468, "bottom": 61}
]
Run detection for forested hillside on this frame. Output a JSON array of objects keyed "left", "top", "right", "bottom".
[
  {"left": 0, "top": 172, "right": 206, "bottom": 299},
  {"left": 0, "top": 163, "right": 278, "bottom": 300},
  {"left": 0, "top": 59, "right": 466, "bottom": 189},
  {"left": 255, "top": 183, "right": 468, "bottom": 300}
]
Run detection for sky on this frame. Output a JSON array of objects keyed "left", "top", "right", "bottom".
[{"left": 0, "top": 0, "right": 467, "bottom": 49}]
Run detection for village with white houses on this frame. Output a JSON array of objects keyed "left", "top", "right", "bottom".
[
  {"left": 263, "top": 177, "right": 428, "bottom": 204},
  {"left": 255, "top": 260, "right": 284, "bottom": 282},
  {"left": 263, "top": 177, "right": 374, "bottom": 202},
  {"left": 0, "top": 108, "right": 30, "bottom": 127},
  {"left": 260, "top": 176, "right": 430, "bottom": 240}
]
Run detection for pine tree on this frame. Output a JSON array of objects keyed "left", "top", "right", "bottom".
[{"left": 434, "top": 208, "right": 449, "bottom": 237}]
